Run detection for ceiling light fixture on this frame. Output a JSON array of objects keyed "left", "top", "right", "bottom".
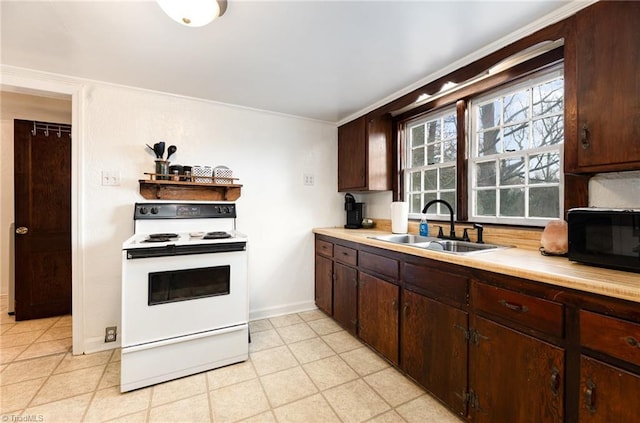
[{"left": 157, "top": 0, "right": 227, "bottom": 27}]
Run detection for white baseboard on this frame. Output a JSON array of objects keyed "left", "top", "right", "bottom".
[
  {"left": 249, "top": 300, "right": 317, "bottom": 321},
  {"left": 81, "top": 336, "right": 120, "bottom": 355}
]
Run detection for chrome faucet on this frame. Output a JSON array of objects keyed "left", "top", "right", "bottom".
[{"left": 422, "top": 199, "right": 456, "bottom": 239}]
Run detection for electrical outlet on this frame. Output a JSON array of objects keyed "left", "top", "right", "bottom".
[
  {"left": 105, "top": 326, "right": 117, "bottom": 343},
  {"left": 101, "top": 170, "right": 120, "bottom": 186},
  {"left": 303, "top": 173, "right": 315, "bottom": 186}
]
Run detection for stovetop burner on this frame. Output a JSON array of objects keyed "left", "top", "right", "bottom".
[
  {"left": 203, "top": 231, "right": 232, "bottom": 240},
  {"left": 144, "top": 233, "right": 179, "bottom": 243}
]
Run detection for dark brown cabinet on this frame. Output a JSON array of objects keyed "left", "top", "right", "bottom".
[
  {"left": 400, "top": 289, "right": 468, "bottom": 417},
  {"left": 314, "top": 239, "right": 334, "bottom": 315},
  {"left": 579, "top": 356, "right": 640, "bottom": 423},
  {"left": 567, "top": 1, "right": 640, "bottom": 172},
  {"left": 314, "top": 253, "right": 333, "bottom": 315},
  {"left": 468, "top": 315, "right": 564, "bottom": 423},
  {"left": 469, "top": 280, "right": 564, "bottom": 422},
  {"left": 333, "top": 262, "right": 358, "bottom": 334},
  {"left": 578, "top": 309, "right": 640, "bottom": 421},
  {"left": 338, "top": 113, "right": 392, "bottom": 192},
  {"left": 314, "top": 233, "right": 640, "bottom": 422},
  {"left": 358, "top": 272, "right": 399, "bottom": 364}
]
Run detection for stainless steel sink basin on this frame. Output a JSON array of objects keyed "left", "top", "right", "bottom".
[
  {"left": 369, "top": 234, "right": 509, "bottom": 255},
  {"left": 425, "top": 240, "right": 504, "bottom": 254},
  {"left": 369, "top": 234, "right": 438, "bottom": 245}
]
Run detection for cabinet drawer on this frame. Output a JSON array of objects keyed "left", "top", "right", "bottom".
[
  {"left": 581, "top": 310, "right": 640, "bottom": 367},
  {"left": 316, "top": 240, "right": 333, "bottom": 258},
  {"left": 471, "top": 281, "right": 564, "bottom": 338},
  {"left": 359, "top": 251, "right": 398, "bottom": 280},
  {"left": 403, "top": 262, "right": 467, "bottom": 306},
  {"left": 334, "top": 245, "right": 357, "bottom": 266}
]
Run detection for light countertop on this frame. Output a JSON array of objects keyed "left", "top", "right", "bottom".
[{"left": 313, "top": 227, "right": 640, "bottom": 304}]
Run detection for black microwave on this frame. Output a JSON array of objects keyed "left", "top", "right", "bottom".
[{"left": 567, "top": 208, "right": 640, "bottom": 273}]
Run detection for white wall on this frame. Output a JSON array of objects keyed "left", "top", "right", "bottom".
[
  {"left": 589, "top": 171, "right": 640, "bottom": 208},
  {"left": 2, "top": 67, "right": 343, "bottom": 353}
]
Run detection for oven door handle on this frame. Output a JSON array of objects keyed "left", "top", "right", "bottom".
[{"left": 123, "top": 324, "right": 247, "bottom": 353}]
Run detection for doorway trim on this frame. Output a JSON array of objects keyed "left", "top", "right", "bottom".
[{"left": 2, "top": 66, "right": 84, "bottom": 354}]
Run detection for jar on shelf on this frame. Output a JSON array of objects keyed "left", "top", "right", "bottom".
[{"left": 155, "top": 160, "right": 170, "bottom": 180}]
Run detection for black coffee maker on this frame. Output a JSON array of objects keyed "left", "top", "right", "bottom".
[{"left": 344, "top": 193, "right": 364, "bottom": 229}]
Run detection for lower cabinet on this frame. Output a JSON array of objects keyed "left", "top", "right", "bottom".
[
  {"left": 314, "top": 234, "right": 640, "bottom": 422},
  {"left": 400, "top": 289, "right": 468, "bottom": 417},
  {"left": 468, "top": 315, "right": 564, "bottom": 423},
  {"left": 358, "top": 272, "right": 399, "bottom": 364},
  {"left": 314, "top": 253, "right": 333, "bottom": 315},
  {"left": 578, "top": 309, "right": 640, "bottom": 422},
  {"left": 333, "top": 262, "right": 358, "bottom": 334},
  {"left": 579, "top": 356, "right": 640, "bottom": 422}
]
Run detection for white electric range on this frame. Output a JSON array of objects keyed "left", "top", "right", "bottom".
[{"left": 121, "top": 202, "right": 249, "bottom": 392}]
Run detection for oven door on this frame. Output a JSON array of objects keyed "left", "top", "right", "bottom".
[{"left": 122, "top": 249, "right": 248, "bottom": 347}]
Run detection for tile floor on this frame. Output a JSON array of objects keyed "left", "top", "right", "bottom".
[{"left": 1, "top": 306, "right": 462, "bottom": 423}]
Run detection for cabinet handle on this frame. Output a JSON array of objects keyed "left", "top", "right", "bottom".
[
  {"left": 580, "top": 124, "right": 590, "bottom": 150},
  {"left": 391, "top": 298, "right": 398, "bottom": 312},
  {"left": 498, "top": 299, "right": 529, "bottom": 313},
  {"left": 403, "top": 303, "right": 409, "bottom": 317},
  {"left": 550, "top": 367, "right": 560, "bottom": 397},
  {"left": 585, "top": 379, "right": 597, "bottom": 414},
  {"left": 625, "top": 336, "right": 640, "bottom": 348}
]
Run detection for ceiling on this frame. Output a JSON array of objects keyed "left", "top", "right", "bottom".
[{"left": 1, "top": 0, "right": 578, "bottom": 123}]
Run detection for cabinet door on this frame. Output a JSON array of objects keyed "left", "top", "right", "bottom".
[
  {"left": 358, "top": 272, "right": 399, "bottom": 364},
  {"left": 468, "top": 315, "right": 564, "bottom": 423},
  {"left": 401, "top": 289, "right": 468, "bottom": 416},
  {"left": 334, "top": 262, "right": 358, "bottom": 335},
  {"left": 574, "top": 1, "right": 640, "bottom": 170},
  {"left": 314, "top": 254, "right": 333, "bottom": 315},
  {"left": 579, "top": 355, "right": 640, "bottom": 422},
  {"left": 338, "top": 116, "right": 367, "bottom": 191}
]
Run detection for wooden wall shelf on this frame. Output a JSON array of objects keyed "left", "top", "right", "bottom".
[{"left": 139, "top": 178, "right": 242, "bottom": 201}]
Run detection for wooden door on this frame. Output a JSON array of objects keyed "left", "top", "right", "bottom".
[
  {"left": 314, "top": 254, "right": 333, "bottom": 315},
  {"left": 401, "top": 289, "right": 468, "bottom": 416},
  {"left": 358, "top": 272, "right": 399, "bottom": 364},
  {"left": 14, "top": 119, "right": 72, "bottom": 321},
  {"left": 579, "top": 355, "right": 640, "bottom": 422},
  {"left": 333, "top": 262, "right": 358, "bottom": 334},
  {"left": 468, "top": 315, "right": 564, "bottom": 422}
]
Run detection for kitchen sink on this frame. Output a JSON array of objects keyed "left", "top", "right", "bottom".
[
  {"left": 369, "top": 234, "right": 509, "bottom": 255},
  {"left": 369, "top": 234, "right": 438, "bottom": 246},
  {"left": 425, "top": 240, "right": 505, "bottom": 254}
]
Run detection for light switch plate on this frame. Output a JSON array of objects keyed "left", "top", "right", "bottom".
[
  {"left": 303, "top": 173, "right": 315, "bottom": 186},
  {"left": 101, "top": 171, "right": 120, "bottom": 186}
]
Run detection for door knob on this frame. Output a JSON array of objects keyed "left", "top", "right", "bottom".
[{"left": 16, "top": 226, "right": 29, "bottom": 235}]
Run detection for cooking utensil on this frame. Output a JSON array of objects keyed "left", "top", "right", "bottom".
[
  {"left": 167, "top": 145, "right": 177, "bottom": 160},
  {"left": 158, "top": 142, "right": 166, "bottom": 159},
  {"left": 153, "top": 142, "right": 162, "bottom": 159},
  {"left": 146, "top": 144, "right": 157, "bottom": 157}
]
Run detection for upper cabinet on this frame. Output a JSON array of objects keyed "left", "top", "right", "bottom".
[
  {"left": 566, "top": 1, "right": 640, "bottom": 173},
  {"left": 338, "top": 113, "right": 392, "bottom": 191}
]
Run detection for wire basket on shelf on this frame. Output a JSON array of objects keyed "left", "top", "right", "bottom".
[{"left": 214, "top": 166, "right": 233, "bottom": 184}]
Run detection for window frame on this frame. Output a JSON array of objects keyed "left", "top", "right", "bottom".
[
  {"left": 398, "top": 54, "right": 566, "bottom": 228},
  {"left": 404, "top": 106, "right": 459, "bottom": 220},
  {"left": 468, "top": 65, "right": 565, "bottom": 227}
]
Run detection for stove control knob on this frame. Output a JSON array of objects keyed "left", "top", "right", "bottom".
[
  {"left": 150, "top": 207, "right": 159, "bottom": 214},
  {"left": 139, "top": 207, "right": 149, "bottom": 215},
  {"left": 222, "top": 206, "right": 230, "bottom": 214}
]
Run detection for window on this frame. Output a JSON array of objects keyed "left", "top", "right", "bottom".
[
  {"left": 405, "top": 108, "right": 457, "bottom": 219},
  {"left": 469, "top": 67, "right": 564, "bottom": 226},
  {"left": 401, "top": 65, "right": 564, "bottom": 227}
]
